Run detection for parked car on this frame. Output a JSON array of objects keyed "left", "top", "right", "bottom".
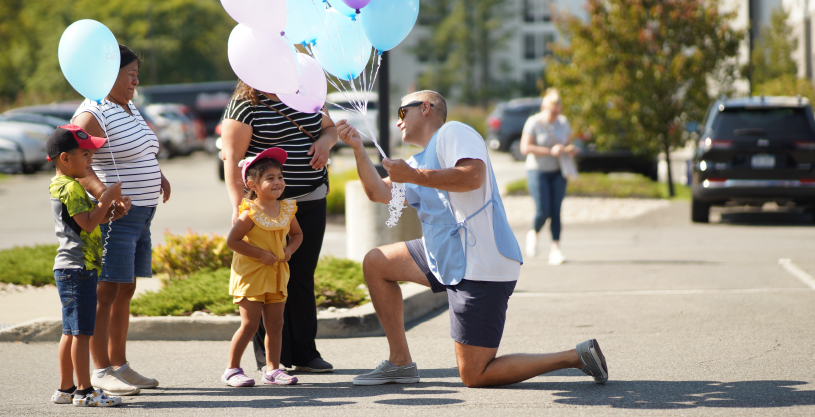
[
  {"left": 0, "top": 121, "right": 49, "bottom": 173},
  {"left": 142, "top": 103, "right": 201, "bottom": 156},
  {"left": 0, "top": 137, "right": 24, "bottom": 174},
  {"left": 0, "top": 112, "right": 69, "bottom": 129},
  {"left": 486, "top": 98, "right": 657, "bottom": 178},
  {"left": 134, "top": 80, "right": 238, "bottom": 135},
  {"left": 690, "top": 96, "right": 815, "bottom": 223}
]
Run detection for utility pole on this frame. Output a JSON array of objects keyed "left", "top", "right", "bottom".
[{"left": 374, "top": 51, "right": 390, "bottom": 178}]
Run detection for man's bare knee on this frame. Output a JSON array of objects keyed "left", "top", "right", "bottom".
[
  {"left": 362, "top": 248, "right": 386, "bottom": 281},
  {"left": 458, "top": 365, "right": 487, "bottom": 388}
]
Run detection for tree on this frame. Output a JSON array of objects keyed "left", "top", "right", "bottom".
[
  {"left": 546, "top": 0, "right": 744, "bottom": 195},
  {"left": 414, "top": 0, "right": 514, "bottom": 107},
  {"left": 0, "top": 0, "right": 235, "bottom": 109},
  {"left": 749, "top": 5, "right": 815, "bottom": 100}
]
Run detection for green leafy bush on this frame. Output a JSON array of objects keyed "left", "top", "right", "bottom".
[
  {"left": 0, "top": 244, "right": 59, "bottom": 286},
  {"left": 448, "top": 106, "right": 490, "bottom": 138},
  {"left": 326, "top": 168, "right": 360, "bottom": 215},
  {"left": 131, "top": 268, "right": 235, "bottom": 316},
  {"left": 314, "top": 256, "right": 366, "bottom": 308},
  {"left": 152, "top": 230, "right": 232, "bottom": 278},
  {"left": 504, "top": 173, "right": 690, "bottom": 199}
]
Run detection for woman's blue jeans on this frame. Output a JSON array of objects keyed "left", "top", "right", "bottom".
[{"left": 527, "top": 170, "right": 567, "bottom": 240}]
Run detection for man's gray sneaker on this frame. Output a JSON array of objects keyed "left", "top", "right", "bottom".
[
  {"left": 352, "top": 360, "right": 420, "bottom": 385},
  {"left": 576, "top": 339, "right": 608, "bottom": 384}
]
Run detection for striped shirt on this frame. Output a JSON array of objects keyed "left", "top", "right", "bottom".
[
  {"left": 224, "top": 96, "right": 327, "bottom": 200},
  {"left": 73, "top": 99, "right": 162, "bottom": 207}
]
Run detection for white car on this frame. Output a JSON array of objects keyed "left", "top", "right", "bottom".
[
  {"left": 142, "top": 103, "right": 200, "bottom": 157},
  {"left": 0, "top": 137, "right": 23, "bottom": 174},
  {"left": 0, "top": 118, "right": 50, "bottom": 174}
]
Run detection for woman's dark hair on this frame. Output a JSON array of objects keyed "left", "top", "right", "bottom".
[
  {"left": 233, "top": 80, "right": 261, "bottom": 106},
  {"left": 244, "top": 157, "right": 283, "bottom": 200},
  {"left": 119, "top": 44, "right": 142, "bottom": 69}
]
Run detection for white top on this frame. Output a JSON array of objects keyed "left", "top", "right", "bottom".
[
  {"left": 523, "top": 113, "right": 571, "bottom": 172},
  {"left": 412, "top": 122, "right": 521, "bottom": 282},
  {"left": 73, "top": 99, "right": 162, "bottom": 207}
]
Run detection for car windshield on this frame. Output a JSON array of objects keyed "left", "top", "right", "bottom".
[{"left": 713, "top": 108, "right": 815, "bottom": 139}]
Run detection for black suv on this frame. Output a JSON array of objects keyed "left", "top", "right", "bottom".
[
  {"left": 691, "top": 96, "right": 815, "bottom": 223},
  {"left": 486, "top": 98, "right": 657, "bottom": 179}
]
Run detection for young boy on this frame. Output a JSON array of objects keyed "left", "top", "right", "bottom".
[{"left": 47, "top": 124, "right": 123, "bottom": 407}]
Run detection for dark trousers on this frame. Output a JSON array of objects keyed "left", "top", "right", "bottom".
[
  {"left": 252, "top": 198, "right": 326, "bottom": 369},
  {"left": 528, "top": 170, "right": 567, "bottom": 240}
]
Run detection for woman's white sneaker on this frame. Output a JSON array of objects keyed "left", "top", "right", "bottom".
[
  {"left": 116, "top": 362, "right": 159, "bottom": 388},
  {"left": 548, "top": 249, "right": 565, "bottom": 265},
  {"left": 525, "top": 230, "right": 538, "bottom": 257},
  {"left": 91, "top": 366, "right": 140, "bottom": 396}
]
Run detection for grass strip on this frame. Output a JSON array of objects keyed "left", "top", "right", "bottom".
[{"left": 0, "top": 244, "right": 59, "bottom": 286}]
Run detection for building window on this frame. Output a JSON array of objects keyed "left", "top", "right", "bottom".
[
  {"left": 523, "top": 0, "right": 553, "bottom": 23},
  {"left": 523, "top": 31, "right": 557, "bottom": 60},
  {"left": 542, "top": 32, "right": 555, "bottom": 56},
  {"left": 524, "top": 34, "right": 536, "bottom": 60},
  {"left": 522, "top": 71, "right": 541, "bottom": 96}
]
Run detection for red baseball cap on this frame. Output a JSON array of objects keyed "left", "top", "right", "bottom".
[
  {"left": 240, "top": 147, "right": 287, "bottom": 186},
  {"left": 46, "top": 124, "right": 107, "bottom": 161}
]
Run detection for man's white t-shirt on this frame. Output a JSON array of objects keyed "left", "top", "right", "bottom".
[{"left": 412, "top": 122, "right": 521, "bottom": 282}]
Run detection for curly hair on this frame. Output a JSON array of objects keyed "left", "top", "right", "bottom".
[{"left": 232, "top": 80, "right": 261, "bottom": 106}]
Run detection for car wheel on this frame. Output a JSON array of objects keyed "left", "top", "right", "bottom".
[
  {"left": 22, "top": 164, "right": 39, "bottom": 174},
  {"left": 691, "top": 197, "right": 710, "bottom": 223},
  {"left": 509, "top": 139, "right": 524, "bottom": 162}
]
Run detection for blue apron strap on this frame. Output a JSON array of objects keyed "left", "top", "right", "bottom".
[{"left": 448, "top": 197, "right": 496, "bottom": 262}]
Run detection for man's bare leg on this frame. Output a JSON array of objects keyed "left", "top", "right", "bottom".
[
  {"left": 362, "top": 242, "right": 431, "bottom": 367},
  {"left": 454, "top": 342, "right": 583, "bottom": 388}
]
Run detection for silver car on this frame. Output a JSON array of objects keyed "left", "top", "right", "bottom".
[
  {"left": 0, "top": 118, "right": 50, "bottom": 174},
  {"left": 0, "top": 137, "right": 23, "bottom": 174}
]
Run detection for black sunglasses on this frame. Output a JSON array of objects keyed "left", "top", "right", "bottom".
[{"left": 398, "top": 101, "right": 433, "bottom": 120}]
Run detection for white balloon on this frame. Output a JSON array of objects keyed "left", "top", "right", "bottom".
[
  {"left": 221, "top": 0, "right": 287, "bottom": 34},
  {"left": 279, "top": 54, "right": 328, "bottom": 113},
  {"left": 227, "top": 24, "right": 299, "bottom": 94}
]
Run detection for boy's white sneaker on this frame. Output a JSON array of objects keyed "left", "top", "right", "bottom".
[
  {"left": 525, "top": 230, "right": 538, "bottom": 257},
  {"left": 91, "top": 367, "right": 140, "bottom": 396},
  {"left": 548, "top": 249, "right": 565, "bottom": 265},
  {"left": 116, "top": 362, "right": 159, "bottom": 388},
  {"left": 72, "top": 389, "right": 121, "bottom": 407},
  {"left": 51, "top": 389, "right": 73, "bottom": 404}
]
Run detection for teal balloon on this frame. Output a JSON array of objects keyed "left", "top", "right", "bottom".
[
  {"left": 360, "top": 0, "right": 419, "bottom": 52},
  {"left": 285, "top": 0, "right": 327, "bottom": 45},
  {"left": 58, "top": 20, "right": 120, "bottom": 102},
  {"left": 329, "top": 0, "right": 357, "bottom": 19},
  {"left": 312, "top": 9, "right": 372, "bottom": 81}
]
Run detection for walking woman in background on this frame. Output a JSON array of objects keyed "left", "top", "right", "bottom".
[
  {"left": 520, "top": 88, "right": 578, "bottom": 265},
  {"left": 220, "top": 81, "right": 338, "bottom": 373}
]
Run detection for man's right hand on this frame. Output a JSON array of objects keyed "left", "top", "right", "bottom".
[{"left": 336, "top": 120, "right": 364, "bottom": 150}]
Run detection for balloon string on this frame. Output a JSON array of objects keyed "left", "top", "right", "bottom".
[{"left": 99, "top": 104, "right": 121, "bottom": 259}]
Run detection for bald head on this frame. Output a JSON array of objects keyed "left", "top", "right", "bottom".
[{"left": 402, "top": 90, "right": 447, "bottom": 123}]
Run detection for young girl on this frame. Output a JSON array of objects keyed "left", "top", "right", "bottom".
[{"left": 223, "top": 148, "right": 302, "bottom": 386}]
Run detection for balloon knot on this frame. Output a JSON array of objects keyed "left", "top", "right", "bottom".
[
  {"left": 376, "top": 50, "right": 383, "bottom": 56},
  {"left": 355, "top": 9, "right": 360, "bottom": 14},
  {"left": 301, "top": 41, "right": 307, "bottom": 48},
  {"left": 280, "top": 31, "right": 285, "bottom": 36},
  {"left": 351, "top": 15, "right": 357, "bottom": 21}
]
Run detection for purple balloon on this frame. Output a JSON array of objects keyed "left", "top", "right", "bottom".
[
  {"left": 279, "top": 54, "right": 327, "bottom": 113},
  {"left": 341, "top": 0, "right": 370, "bottom": 11}
]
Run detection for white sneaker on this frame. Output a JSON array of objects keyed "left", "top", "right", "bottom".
[
  {"left": 116, "top": 362, "right": 159, "bottom": 388},
  {"left": 72, "top": 388, "right": 121, "bottom": 407},
  {"left": 91, "top": 367, "right": 140, "bottom": 396},
  {"left": 548, "top": 249, "right": 565, "bottom": 265},
  {"left": 51, "top": 389, "right": 73, "bottom": 404},
  {"left": 525, "top": 230, "right": 538, "bottom": 257}
]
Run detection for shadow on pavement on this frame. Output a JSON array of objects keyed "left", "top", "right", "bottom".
[{"left": 717, "top": 211, "right": 815, "bottom": 226}]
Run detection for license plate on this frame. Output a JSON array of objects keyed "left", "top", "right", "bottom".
[{"left": 751, "top": 154, "right": 775, "bottom": 169}]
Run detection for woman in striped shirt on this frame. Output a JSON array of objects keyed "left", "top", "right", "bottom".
[
  {"left": 73, "top": 45, "right": 169, "bottom": 395},
  {"left": 221, "top": 81, "right": 337, "bottom": 373}
]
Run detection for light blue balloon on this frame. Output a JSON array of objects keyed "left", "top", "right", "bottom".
[
  {"left": 58, "top": 20, "right": 120, "bottom": 102},
  {"left": 329, "top": 0, "right": 358, "bottom": 19},
  {"left": 360, "top": 0, "right": 419, "bottom": 53},
  {"left": 285, "top": 0, "right": 327, "bottom": 45},
  {"left": 312, "top": 9, "right": 372, "bottom": 81}
]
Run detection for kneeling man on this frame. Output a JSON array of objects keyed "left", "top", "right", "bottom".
[{"left": 336, "top": 91, "right": 608, "bottom": 388}]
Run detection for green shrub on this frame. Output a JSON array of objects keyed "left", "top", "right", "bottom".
[
  {"left": 504, "top": 173, "right": 689, "bottom": 199},
  {"left": 152, "top": 230, "right": 232, "bottom": 278},
  {"left": 0, "top": 244, "right": 59, "bottom": 286},
  {"left": 131, "top": 268, "right": 235, "bottom": 316},
  {"left": 448, "top": 106, "right": 490, "bottom": 138},
  {"left": 314, "top": 256, "right": 367, "bottom": 308},
  {"left": 326, "top": 168, "right": 360, "bottom": 215}
]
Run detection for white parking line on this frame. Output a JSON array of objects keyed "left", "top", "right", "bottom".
[
  {"left": 513, "top": 288, "right": 813, "bottom": 297},
  {"left": 778, "top": 258, "right": 815, "bottom": 290}
]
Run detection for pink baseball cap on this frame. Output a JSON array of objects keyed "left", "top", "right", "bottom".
[{"left": 240, "top": 147, "right": 287, "bottom": 186}]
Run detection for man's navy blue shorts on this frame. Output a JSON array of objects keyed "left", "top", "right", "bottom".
[{"left": 405, "top": 239, "right": 516, "bottom": 349}]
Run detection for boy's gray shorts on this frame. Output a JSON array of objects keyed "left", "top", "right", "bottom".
[{"left": 405, "top": 239, "right": 517, "bottom": 349}]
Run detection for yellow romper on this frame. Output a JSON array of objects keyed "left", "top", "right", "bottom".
[{"left": 230, "top": 198, "right": 297, "bottom": 304}]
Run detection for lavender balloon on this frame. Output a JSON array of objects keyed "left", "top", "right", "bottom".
[
  {"left": 279, "top": 54, "right": 327, "bottom": 113},
  {"left": 227, "top": 24, "right": 299, "bottom": 94}
]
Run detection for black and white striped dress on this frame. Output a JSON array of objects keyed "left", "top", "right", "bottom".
[
  {"left": 224, "top": 96, "right": 327, "bottom": 199},
  {"left": 73, "top": 99, "right": 162, "bottom": 207}
]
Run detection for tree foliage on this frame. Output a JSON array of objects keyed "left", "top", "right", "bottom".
[
  {"left": 414, "top": 0, "right": 514, "bottom": 106},
  {"left": 546, "top": 0, "right": 744, "bottom": 193},
  {"left": 0, "top": 0, "right": 235, "bottom": 109},
  {"left": 749, "top": 5, "right": 815, "bottom": 100}
]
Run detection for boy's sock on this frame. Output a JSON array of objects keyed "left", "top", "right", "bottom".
[
  {"left": 58, "top": 385, "right": 77, "bottom": 394},
  {"left": 74, "top": 387, "right": 94, "bottom": 397}
]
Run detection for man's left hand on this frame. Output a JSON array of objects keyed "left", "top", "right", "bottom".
[{"left": 382, "top": 158, "right": 417, "bottom": 183}]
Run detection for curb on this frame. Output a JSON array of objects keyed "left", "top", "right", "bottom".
[{"left": 0, "top": 283, "right": 447, "bottom": 342}]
